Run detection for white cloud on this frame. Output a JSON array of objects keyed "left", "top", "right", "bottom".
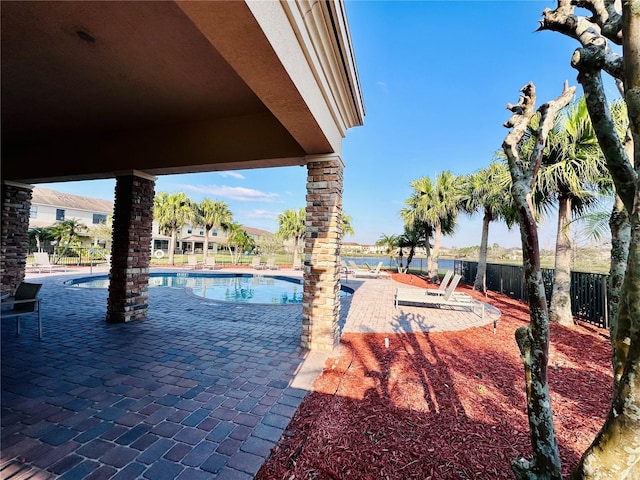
[
  {"left": 183, "top": 184, "right": 279, "bottom": 202},
  {"left": 217, "top": 171, "right": 245, "bottom": 179},
  {"left": 376, "top": 81, "right": 388, "bottom": 93},
  {"left": 245, "top": 209, "right": 279, "bottom": 220}
]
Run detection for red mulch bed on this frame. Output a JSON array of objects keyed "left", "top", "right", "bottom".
[{"left": 256, "top": 273, "right": 613, "bottom": 479}]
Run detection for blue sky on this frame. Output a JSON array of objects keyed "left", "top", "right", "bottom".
[{"left": 40, "top": 1, "right": 621, "bottom": 249}]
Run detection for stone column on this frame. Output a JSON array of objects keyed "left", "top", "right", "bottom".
[
  {"left": 302, "top": 155, "right": 344, "bottom": 350},
  {"left": 1, "top": 182, "right": 33, "bottom": 295},
  {"left": 107, "top": 172, "right": 155, "bottom": 323}
]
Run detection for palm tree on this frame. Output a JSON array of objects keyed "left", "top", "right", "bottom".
[
  {"left": 461, "top": 161, "right": 517, "bottom": 292},
  {"left": 397, "top": 224, "right": 421, "bottom": 273},
  {"left": 342, "top": 214, "right": 355, "bottom": 237},
  {"left": 153, "top": 192, "right": 196, "bottom": 266},
  {"left": 49, "top": 219, "right": 90, "bottom": 262},
  {"left": 225, "top": 222, "right": 255, "bottom": 264},
  {"left": 402, "top": 172, "right": 462, "bottom": 282},
  {"left": 276, "top": 208, "right": 306, "bottom": 266},
  {"left": 197, "top": 199, "right": 232, "bottom": 261},
  {"left": 28, "top": 227, "right": 55, "bottom": 253},
  {"left": 376, "top": 233, "right": 400, "bottom": 270},
  {"left": 537, "top": 96, "right": 610, "bottom": 326}
]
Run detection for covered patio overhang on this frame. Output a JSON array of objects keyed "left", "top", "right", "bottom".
[{"left": 1, "top": 0, "right": 364, "bottom": 351}]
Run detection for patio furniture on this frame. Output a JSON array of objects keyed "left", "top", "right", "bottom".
[
  {"left": 203, "top": 256, "right": 218, "bottom": 270},
  {"left": 250, "top": 257, "right": 266, "bottom": 270},
  {"left": 395, "top": 274, "right": 484, "bottom": 317},
  {"left": 353, "top": 261, "right": 390, "bottom": 279},
  {"left": 1, "top": 282, "right": 43, "bottom": 338},
  {"left": 186, "top": 254, "right": 201, "bottom": 269},
  {"left": 30, "top": 252, "right": 67, "bottom": 274},
  {"left": 428, "top": 270, "right": 454, "bottom": 296},
  {"left": 348, "top": 260, "right": 367, "bottom": 272},
  {"left": 266, "top": 257, "right": 279, "bottom": 270}
]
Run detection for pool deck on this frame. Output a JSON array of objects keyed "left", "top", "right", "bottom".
[{"left": 1, "top": 266, "right": 499, "bottom": 479}]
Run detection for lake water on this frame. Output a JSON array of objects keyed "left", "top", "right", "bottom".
[{"left": 343, "top": 256, "right": 455, "bottom": 272}]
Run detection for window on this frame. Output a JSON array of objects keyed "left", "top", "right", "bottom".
[
  {"left": 56, "top": 209, "right": 65, "bottom": 221},
  {"left": 211, "top": 229, "right": 218, "bottom": 237},
  {"left": 93, "top": 213, "right": 107, "bottom": 224},
  {"left": 187, "top": 227, "right": 192, "bottom": 234},
  {"left": 30, "top": 205, "right": 38, "bottom": 217},
  {"left": 199, "top": 229, "right": 204, "bottom": 236}
]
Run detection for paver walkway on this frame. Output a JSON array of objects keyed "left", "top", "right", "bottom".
[{"left": 1, "top": 267, "right": 499, "bottom": 479}]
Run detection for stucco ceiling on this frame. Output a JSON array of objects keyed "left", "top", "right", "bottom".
[{"left": 1, "top": 1, "right": 341, "bottom": 183}]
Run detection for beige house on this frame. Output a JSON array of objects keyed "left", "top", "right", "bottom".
[
  {"left": 153, "top": 224, "right": 274, "bottom": 255},
  {"left": 2, "top": 1, "right": 365, "bottom": 351},
  {"left": 30, "top": 186, "right": 273, "bottom": 255},
  {"left": 29, "top": 186, "right": 115, "bottom": 250}
]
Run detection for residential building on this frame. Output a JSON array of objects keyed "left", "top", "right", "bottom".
[
  {"left": 29, "top": 186, "right": 114, "bottom": 250},
  {"left": 30, "top": 186, "right": 274, "bottom": 255}
]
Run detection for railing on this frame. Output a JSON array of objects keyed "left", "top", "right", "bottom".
[
  {"left": 29, "top": 249, "right": 610, "bottom": 330},
  {"left": 28, "top": 247, "right": 110, "bottom": 267},
  {"left": 455, "top": 260, "right": 609, "bottom": 330}
]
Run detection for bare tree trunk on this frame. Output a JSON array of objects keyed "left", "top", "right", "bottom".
[
  {"left": 608, "top": 196, "right": 630, "bottom": 384},
  {"left": 473, "top": 208, "right": 491, "bottom": 292},
  {"left": 503, "top": 81, "right": 575, "bottom": 480},
  {"left": 540, "top": 1, "right": 640, "bottom": 477},
  {"left": 573, "top": 190, "right": 640, "bottom": 479},
  {"left": 550, "top": 194, "right": 574, "bottom": 326}
]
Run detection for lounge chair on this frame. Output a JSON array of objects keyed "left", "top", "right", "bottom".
[
  {"left": 348, "top": 260, "right": 367, "bottom": 272},
  {"left": 394, "top": 274, "right": 484, "bottom": 317},
  {"left": 353, "top": 261, "right": 389, "bottom": 279},
  {"left": 266, "top": 257, "right": 279, "bottom": 270},
  {"left": 250, "top": 257, "right": 266, "bottom": 270},
  {"left": 30, "top": 252, "right": 67, "bottom": 274},
  {"left": 203, "top": 256, "right": 218, "bottom": 270},
  {"left": 186, "top": 254, "right": 201, "bottom": 269},
  {"left": 1, "top": 282, "right": 43, "bottom": 338},
  {"left": 428, "top": 270, "right": 454, "bottom": 296},
  {"left": 341, "top": 260, "right": 354, "bottom": 274}
]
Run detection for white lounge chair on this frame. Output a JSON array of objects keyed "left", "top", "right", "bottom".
[
  {"left": 266, "top": 257, "right": 279, "bottom": 270},
  {"left": 186, "top": 254, "right": 201, "bottom": 269},
  {"left": 394, "top": 274, "right": 484, "bottom": 317},
  {"left": 250, "top": 257, "right": 266, "bottom": 270},
  {"left": 30, "top": 252, "right": 67, "bottom": 274},
  {"left": 1, "top": 282, "right": 43, "bottom": 338},
  {"left": 427, "top": 270, "right": 454, "bottom": 296},
  {"left": 203, "top": 256, "right": 218, "bottom": 270},
  {"left": 353, "top": 261, "right": 389, "bottom": 279},
  {"left": 348, "top": 260, "right": 367, "bottom": 272}
]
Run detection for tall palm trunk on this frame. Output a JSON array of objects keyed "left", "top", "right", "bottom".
[
  {"left": 428, "top": 223, "right": 441, "bottom": 282},
  {"left": 168, "top": 229, "right": 177, "bottom": 265},
  {"left": 550, "top": 193, "right": 574, "bottom": 326},
  {"left": 293, "top": 236, "right": 300, "bottom": 266},
  {"left": 203, "top": 229, "right": 210, "bottom": 260},
  {"left": 474, "top": 208, "right": 492, "bottom": 292}
]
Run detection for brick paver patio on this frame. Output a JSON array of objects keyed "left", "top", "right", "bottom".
[{"left": 1, "top": 267, "right": 499, "bottom": 479}]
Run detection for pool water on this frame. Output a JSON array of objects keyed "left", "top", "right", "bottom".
[{"left": 65, "top": 272, "right": 352, "bottom": 305}]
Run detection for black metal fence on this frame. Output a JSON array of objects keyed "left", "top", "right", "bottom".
[
  {"left": 455, "top": 260, "right": 609, "bottom": 329},
  {"left": 28, "top": 247, "right": 109, "bottom": 267}
]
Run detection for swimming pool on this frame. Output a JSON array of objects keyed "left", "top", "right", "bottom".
[{"left": 65, "top": 272, "right": 353, "bottom": 305}]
